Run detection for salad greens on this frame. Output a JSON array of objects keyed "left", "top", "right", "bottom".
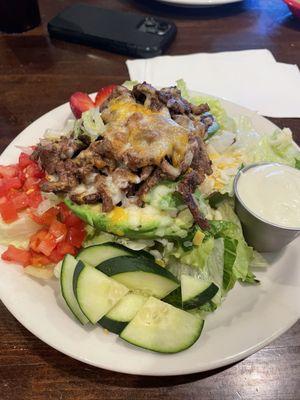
[
  {"left": 79, "top": 79, "right": 299, "bottom": 319},
  {"left": 2, "top": 79, "right": 298, "bottom": 321}
]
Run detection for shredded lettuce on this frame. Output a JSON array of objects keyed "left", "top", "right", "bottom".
[
  {"left": 176, "top": 79, "right": 236, "bottom": 132},
  {"left": 170, "top": 236, "right": 215, "bottom": 270},
  {"left": 74, "top": 108, "right": 105, "bottom": 141},
  {"left": 250, "top": 251, "right": 269, "bottom": 269},
  {"left": 247, "top": 128, "right": 300, "bottom": 168},
  {"left": 144, "top": 182, "right": 183, "bottom": 213},
  {"left": 84, "top": 230, "right": 155, "bottom": 251},
  {"left": 122, "top": 80, "right": 139, "bottom": 90},
  {"left": 0, "top": 213, "right": 40, "bottom": 249}
]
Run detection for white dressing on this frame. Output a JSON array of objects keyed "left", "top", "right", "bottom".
[{"left": 237, "top": 164, "right": 300, "bottom": 228}]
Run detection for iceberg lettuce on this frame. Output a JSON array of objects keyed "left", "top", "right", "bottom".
[
  {"left": 176, "top": 79, "right": 236, "bottom": 132},
  {"left": 0, "top": 213, "right": 40, "bottom": 249},
  {"left": 248, "top": 128, "right": 300, "bottom": 169}
]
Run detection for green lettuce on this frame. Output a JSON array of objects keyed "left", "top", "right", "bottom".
[
  {"left": 0, "top": 213, "right": 40, "bottom": 249},
  {"left": 122, "top": 80, "right": 139, "bottom": 90},
  {"left": 249, "top": 128, "right": 300, "bottom": 169},
  {"left": 209, "top": 220, "right": 253, "bottom": 286},
  {"left": 176, "top": 79, "right": 236, "bottom": 132},
  {"left": 144, "top": 182, "right": 183, "bottom": 213},
  {"left": 74, "top": 108, "right": 105, "bottom": 141}
]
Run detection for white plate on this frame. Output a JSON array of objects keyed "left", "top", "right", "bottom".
[
  {"left": 153, "top": 0, "right": 242, "bottom": 7},
  {"left": 0, "top": 93, "right": 299, "bottom": 376}
]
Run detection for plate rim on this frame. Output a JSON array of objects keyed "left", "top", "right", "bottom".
[
  {"left": 152, "top": 0, "right": 242, "bottom": 7},
  {"left": 0, "top": 90, "right": 298, "bottom": 376}
]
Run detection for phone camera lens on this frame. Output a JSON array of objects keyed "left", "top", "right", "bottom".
[
  {"left": 157, "top": 22, "right": 170, "bottom": 35},
  {"left": 144, "top": 17, "right": 158, "bottom": 28}
]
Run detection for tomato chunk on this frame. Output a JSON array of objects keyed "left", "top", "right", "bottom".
[
  {"left": 2, "top": 245, "right": 31, "bottom": 266},
  {"left": 24, "top": 163, "right": 44, "bottom": 179},
  {"left": 37, "top": 233, "right": 57, "bottom": 257},
  {"left": 27, "top": 190, "right": 42, "bottom": 208},
  {"left": 0, "top": 177, "right": 22, "bottom": 197},
  {"left": 66, "top": 227, "right": 86, "bottom": 248},
  {"left": 0, "top": 165, "right": 18, "bottom": 178},
  {"left": 56, "top": 240, "right": 76, "bottom": 256},
  {"left": 30, "top": 251, "right": 51, "bottom": 267},
  {"left": 0, "top": 200, "right": 18, "bottom": 223},
  {"left": 19, "top": 152, "right": 33, "bottom": 169},
  {"left": 11, "top": 191, "right": 29, "bottom": 211},
  {"left": 64, "top": 213, "right": 85, "bottom": 229},
  {"left": 23, "top": 177, "right": 40, "bottom": 192},
  {"left": 49, "top": 247, "right": 63, "bottom": 263},
  {"left": 30, "top": 229, "right": 49, "bottom": 253},
  {"left": 30, "top": 207, "right": 59, "bottom": 226},
  {"left": 49, "top": 219, "right": 67, "bottom": 240}
]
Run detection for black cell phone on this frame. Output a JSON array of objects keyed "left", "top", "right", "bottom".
[{"left": 48, "top": 3, "right": 177, "bottom": 58}]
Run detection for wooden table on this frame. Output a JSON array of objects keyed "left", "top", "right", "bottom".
[{"left": 0, "top": 0, "right": 299, "bottom": 398}]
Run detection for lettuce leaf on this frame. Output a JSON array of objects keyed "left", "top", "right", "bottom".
[
  {"left": 164, "top": 237, "right": 224, "bottom": 311},
  {"left": 122, "top": 80, "right": 139, "bottom": 90},
  {"left": 74, "top": 108, "right": 105, "bottom": 141},
  {"left": 84, "top": 230, "right": 155, "bottom": 251},
  {"left": 170, "top": 236, "right": 215, "bottom": 270},
  {"left": 176, "top": 79, "right": 236, "bottom": 132},
  {"left": 209, "top": 219, "right": 253, "bottom": 284},
  {"left": 0, "top": 213, "right": 40, "bottom": 249},
  {"left": 248, "top": 128, "right": 300, "bottom": 168}
]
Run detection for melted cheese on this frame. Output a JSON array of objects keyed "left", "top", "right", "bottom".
[
  {"left": 109, "top": 206, "right": 128, "bottom": 224},
  {"left": 103, "top": 99, "right": 189, "bottom": 167}
]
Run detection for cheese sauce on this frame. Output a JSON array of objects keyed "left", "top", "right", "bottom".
[
  {"left": 104, "top": 98, "right": 189, "bottom": 167},
  {"left": 237, "top": 163, "right": 300, "bottom": 228}
]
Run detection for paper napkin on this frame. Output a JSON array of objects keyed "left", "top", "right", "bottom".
[{"left": 126, "top": 49, "right": 300, "bottom": 118}]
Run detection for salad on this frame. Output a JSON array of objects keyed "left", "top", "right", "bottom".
[{"left": 0, "top": 80, "right": 299, "bottom": 354}]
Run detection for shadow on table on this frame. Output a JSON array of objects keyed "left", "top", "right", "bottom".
[
  {"left": 120, "top": 0, "right": 248, "bottom": 20},
  {"left": 19, "top": 328, "right": 238, "bottom": 388},
  {"left": 280, "top": 15, "right": 300, "bottom": 31}
]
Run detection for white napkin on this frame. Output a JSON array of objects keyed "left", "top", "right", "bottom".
[{"left": 126, "top": 49, "right": 300, "bottom": 118}]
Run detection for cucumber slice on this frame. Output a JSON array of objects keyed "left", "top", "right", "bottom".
[
  {"left": 120, "top": 297, "right": 204, "bottom": 353},
  {"left": 181, "top": 275, "right": 219, "bottom": 310},
  {"left": 77, "top": 243, "right": 133, "bottom": 267},
  {"left": 60, "top": 254, "right": 89, "bottom": 324},
  {"left": 74, "top": 261, "right": 129, "bottom": 323},
  {"left": 77, "top": 242, "right": 153, "bottom": 267},
  {"left": 99, "top": 293, "right": 148, "bottom": 334},
  {"left": 97, "top": 256, "right": 179, "bottom": 298}
]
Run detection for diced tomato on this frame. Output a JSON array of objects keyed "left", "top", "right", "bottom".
[
  {"left": 27, "top": 190, "right": 43, "bottom": 208},
  {"left": 64, "top": 213, "right": 85, "bottom": 229},
  {"left": 69, "top": 92, "right": 95, "bottom": 119},
  {"left": 49, "top": 218, "right": 67, "bottom": 241},
  {"left": 0, "top": 177, "right": 22, "bottom": 197},
  {"left": 19, "top": 152, "right": 33, "bottom": 169},
  {"left": 30, "top": 251, "right": 51, "bottom": 267},
  {"left": 30, "top": 206, "right": 59, "bottom": 226},
  {"left": 0, "top": 200, "right": 18, "bottom": 223},
  {"left": 56, "top": 240, "right": 76, "bottom": 256},
  {"left": 37, "top": 233, "right": 57, "bottom": 257},
  {"left": 49, "top": 247, "right": 63, "bottom": 263},
  {"left": 1, "top": 245, "right": 31, "bottom": 266},
  {"left": 0, "top": 165, "right": 18, "bottom": 178},
  {"left": 24, "top": 163, "right": 44, "bottom": 179},
  {"left": 66, "top": 227, "right": 86, "bottom": 248},
  {"left": 23, "top": 177, "right": 40, "bottom": 191},
  {"left": 30, "top": 229, "right": 48, "bottom": 252},
  {"left": 94, "top": 85, "right": 117, "bottom": 108},
  {"left": 18, "top": 168, "right": 26, "bottom": 184},
  {"left": 58, "top": 202, "right": 70, "bottom": 220},
  {"left": 11, "top": 191, "right": 29, "bottom": 211}
]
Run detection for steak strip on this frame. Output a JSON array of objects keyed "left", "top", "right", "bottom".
[{"left": 177, "top": 171, "right": 210, "bottom": 230}]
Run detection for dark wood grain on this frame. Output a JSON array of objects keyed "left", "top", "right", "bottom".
[{"left": 0, "top": 0, "right": 299, "bottom": 399}]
